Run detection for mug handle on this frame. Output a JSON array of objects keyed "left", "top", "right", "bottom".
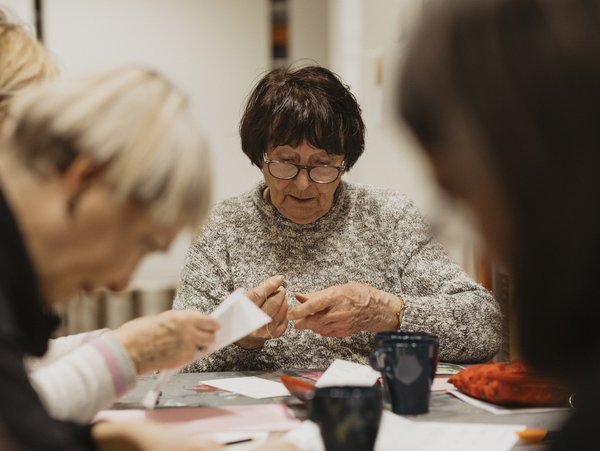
[{"left": 370, "top": 348, "right": 388, "bottom": 371}]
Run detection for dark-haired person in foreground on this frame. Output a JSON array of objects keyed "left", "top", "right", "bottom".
[
  {"left": 174, "top": 64, "right": 502, "bottom": 371},
  {"left": 399, "top": 0, "right": 600, "bottom": 448}
]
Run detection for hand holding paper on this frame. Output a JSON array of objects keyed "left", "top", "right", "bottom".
[
  {"left": 111, "top": 310, "right": 219, "bottom": 374},
  {"left": 142, "top": 289, "right": 271, "bottom": 409}
]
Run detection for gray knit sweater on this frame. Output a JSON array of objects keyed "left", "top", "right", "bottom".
[{"left": 173, "top": 181, "right": 502, "bottom": 371}]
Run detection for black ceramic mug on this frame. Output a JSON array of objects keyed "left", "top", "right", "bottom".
[
  {"left": 309, "top": 386, "right": 383, "bottom": 451},
  {"left": 370, "top": 341, "right": 434, "bottom": 415},
  {"left": 373, "top": 331, "right": 439, "bottom": 405},
  {"left": 373, "top": 331, "right": 439, "bottom": 378}
]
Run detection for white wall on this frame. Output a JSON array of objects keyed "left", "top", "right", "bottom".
[
  {"left": 289, "top": 0, "right": 329, "bottom": 66},
  {"left": 0, "top": 1, "right": 33, "bottom": 24},
  {"left": 43, "top": 0, "right": 269, "bottom": 203}
]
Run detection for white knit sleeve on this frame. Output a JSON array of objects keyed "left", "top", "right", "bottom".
[
  {"left": 28, "top": 333, "right": 136, "bottom": 423},
  {"left": 24, "top": 329, "right": 109, "bottom": 372}
]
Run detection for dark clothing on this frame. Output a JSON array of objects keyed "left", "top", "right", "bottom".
[
  {"left": 550, "top": 355, "right": 600, "bottom": 451},
  {"left": 0, "top": 188, "right": 97, "bottom": 450}
]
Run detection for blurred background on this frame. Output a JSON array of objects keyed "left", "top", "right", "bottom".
[{"left": 2, "top": 0, "right": 500, "bottom": 351}]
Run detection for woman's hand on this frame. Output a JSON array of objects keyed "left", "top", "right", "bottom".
[
  {"left": 111, "top": 310, "right": 219, "bottom": 374},
  {"left": 287, "top": 282, "right": 404, "bottom": 337},
  {"left": 236, "top": 275, "right": 288, "bottom": 349}
]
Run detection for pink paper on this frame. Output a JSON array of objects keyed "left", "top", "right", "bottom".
[{"left": 93, "top": 404, "right": 300, "bottom": 433}]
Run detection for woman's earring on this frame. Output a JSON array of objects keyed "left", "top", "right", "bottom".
[{"left": 67, "top": 193, "right": 79, "bottom": 214}]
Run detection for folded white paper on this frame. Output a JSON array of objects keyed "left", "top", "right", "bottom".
[
  {"left": 315, "top": 359, "right": 381, "bottom": 388},
  {"left": 142, "top": 289, "right": 271, "bottom": 409}
]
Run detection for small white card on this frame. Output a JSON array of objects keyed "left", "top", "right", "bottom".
[
  {"left": 208, "top": 288, "right": 272, "bottom": 352},
  {"left": 202, "top": 376, "right": 290, "bottom": 399},
  {"left": 315, "top": 359, "right": 381, "bottom": 388}
]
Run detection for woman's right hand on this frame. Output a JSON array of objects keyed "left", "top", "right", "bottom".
[{"left": 236, "top": 275, "right": 288, "bottom": 349}]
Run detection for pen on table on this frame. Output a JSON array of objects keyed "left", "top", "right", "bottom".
[
  {"left": 224, "top": 438, "right": 253, "bottom": 446},
  {"left": 517, "top": 429, "right": 559, "bottom": 444}
]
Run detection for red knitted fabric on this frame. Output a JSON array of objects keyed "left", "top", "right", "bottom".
[{"left": 448, "top": 360, "right": 570, "bottom": 406}]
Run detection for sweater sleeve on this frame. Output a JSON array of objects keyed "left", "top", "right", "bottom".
[
  {"left": 28, "top": 333, "right": 136, "bottom": 423},
  {"left": 25, "top": 329, "right": 109, "bottom": 372},
  {"left": 394, "top": 200, "right": 502, "bottom": 363},
  {"left": 172, "top": 212, "right": 264, "bottom": 371}
]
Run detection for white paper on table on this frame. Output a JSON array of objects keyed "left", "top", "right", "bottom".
[
  {"left": 283, "top": 411, "right": 526, "bottom": 451},
  {"left": 201, "top": 376, "right": 290, "bottom": 399},
  {"left": 315, "top": 359, "right": 381, "bottom": 388},
  {"left": 142, "top": 289, "right": 271, "bottom": 409},
  {"left": 431, "top": 376, "right": 455, "bottom": 393},
  {"left": 448, "top": 389, "right": 571, "bottom": 415}
]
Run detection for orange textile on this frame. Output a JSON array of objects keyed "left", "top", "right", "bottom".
[{"left": 448, "top": 360, "right": 570, "bottom": 406}]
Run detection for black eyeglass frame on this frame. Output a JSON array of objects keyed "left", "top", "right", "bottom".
[{"left": 262, "top": 153, "right": 346, "bottom": 184}]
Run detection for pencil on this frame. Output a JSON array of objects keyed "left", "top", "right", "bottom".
[{"left": 224, "top": 438, "right": 253, "bottom": 446}]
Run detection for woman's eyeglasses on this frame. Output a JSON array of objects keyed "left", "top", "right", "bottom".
[{"left": 263, "top": 153, "right": 345, "bottom": 184}]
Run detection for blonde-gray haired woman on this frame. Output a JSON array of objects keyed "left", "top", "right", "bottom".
[
  {"left": 0, "top": 8, "right": 57, "bottom": 113},
  {"left": 0, "top": 9, "right": 225, "bottom": 430},
  {"left": 0, "top": 66, "right": 224, "bottom": 450}
]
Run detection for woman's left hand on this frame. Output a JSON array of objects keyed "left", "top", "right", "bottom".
[{"left": 287, "top": 282, "right": 404, "bottom": 337}]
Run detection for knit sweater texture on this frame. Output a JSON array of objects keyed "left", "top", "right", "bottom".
[{"left": 173, "top": 181, "right": 502, "bottom": 371}]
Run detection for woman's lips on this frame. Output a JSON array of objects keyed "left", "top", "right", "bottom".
[{"left": 289, "top": 195, "right": 315, "bottom": 203}]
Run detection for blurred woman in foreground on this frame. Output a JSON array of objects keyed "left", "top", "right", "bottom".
[
  {"left": 400, "top": 0, "right": 600, "bottom": 448},
  {"left": 0, "top": 64, "right": 222, "bottom": 449},
  {"left": 0, "top": 8, "right": 220, "bottom": 426}
]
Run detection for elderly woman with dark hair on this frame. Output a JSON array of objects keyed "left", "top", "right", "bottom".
[{"left": 174, "top": 65, "right": 502, "bottom": 371}]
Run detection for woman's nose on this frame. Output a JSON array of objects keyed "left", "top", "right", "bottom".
[{"left": 293, "top": 168, "right": 312, "bottom": 190}]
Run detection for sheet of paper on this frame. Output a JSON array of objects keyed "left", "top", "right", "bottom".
[
  {"left": 202, "top": 376, "right": 290, "bottom": 399},
  {"left": 315, "top": 359, "right": 381, "bottom": 388},
  {"left": 448, "top": 390, "right": 571, "bottom": 415},
  {"left": 431, "top": 376, "right": 455, "bottom": 393},
  {"left": 142, "top": 289, "right": 271, "bottom": 408},
  {"left": 208, "top": 288, "right": 273, "bottom": 351},
  {"left": 284, "top": 411, "right": 526, "bottom": 451},
  {"left": 95, "top": 404, "right": 300, "bottom": 433}
]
